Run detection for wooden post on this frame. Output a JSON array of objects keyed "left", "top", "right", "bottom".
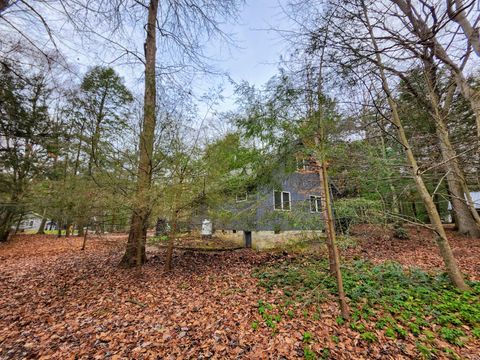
[{"left": 319, "top": 161, "right": 350, "bottom": 320}]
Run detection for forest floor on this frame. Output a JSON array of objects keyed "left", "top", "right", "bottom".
[{"left": 0, "top": 226, "right": 479, "bottom": 359}]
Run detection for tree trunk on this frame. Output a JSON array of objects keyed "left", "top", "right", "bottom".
[
  {"left": 65, "top": 223, "right": 71, "bottom": 237},
  {"left": 81, "top": 227, "right": 88, "bottom": 250},
  {"left": 37, "top": 209, "right": 47, "bottom": 235},
  {"left": 14, "top": 213, "right": 23, "bottom": 234},
  {"left": 0, "top": 210, "right": 14, "bottom": 242},
  {"left": 392, "top": 0, "right": 480, "bottom": 140},
  {"left": 77, "top": 221, "right": 85, "bottom": 237},
  {"left": 318, "top": 163, "right": 336, "bottom": 276},
  {"left": 435, "top": 124, "right": 480, "bottom": 236},
  {"left": 363, "top": 0, "right": 469, "bottom": 290},
  {"left": 423, "top": 62, "right": 480, "bottom": 237},
  {"left": 119, "top": 0, "right": 158, "bottom": 268},
  {"left": 411, "top": 200, "right": 418, "bottom": 220},
  {"left": 446, "top": 0, "right": 480, "bottom": 57},
  {"left": 165, "top": 212, "right": 178, "bottom": 272},
  {"left": 318, "top": 161, "right": 350, "bottom": 319}
]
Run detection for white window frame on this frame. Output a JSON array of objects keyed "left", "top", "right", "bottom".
[
  {"left": 273, "top": 190, "right": 291, "bottom": 211},
  {"left": 309, "top": 195, "right": 322, "bottom": 213},
  {"left": 236, "top": 192, "right": 248, "bottom": 202},
  {"left": 297, "top": 158, "right": 317, "bottom": 172},
  {"left": 296, "top": 158, "right": 307, "bottom": 171}
]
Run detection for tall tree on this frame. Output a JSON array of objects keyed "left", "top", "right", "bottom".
[
  {"left": 391, "top": 0, "right": 480, "bottom": 139},
  {"left": 359, "top": 0, "right": 469, "bottom": 290},
  {"left": 120, "top": 0, "right": 159, "bottom": 267},
  {"left": 72, "top": 66, "right": 133, "bottom": 176},
  {"left": 0, "top": 62, "right": 58, "bottom": 241}
]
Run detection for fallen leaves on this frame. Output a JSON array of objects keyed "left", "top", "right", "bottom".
[{"left": 0, "top": 230, "right": 479, "bottom": 359}]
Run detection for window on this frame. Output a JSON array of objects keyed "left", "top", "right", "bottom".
[
  {"left": 274, "top": 191, "right": 291, "bottom": 211},
  {"left": 310, "top": 195, "right": 322, "bottom": 213},
  {"left": 236, "top": 193, "right": 248, "bottom": 202},
  {"left": 29, "top": 220, "right": 34, "bottom": 227},
  {"left": 296, "top": 158, "right": 317, "bottom": 172}
]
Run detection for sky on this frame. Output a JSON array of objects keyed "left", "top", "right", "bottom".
[
  {"left": 181, "top": 0, "right": 291, "bottom": 120},
  {"left": 1, "top": 0, "right": 290, "bottom": 118},
  {"left": 210, "top": 1, "right": 287, "bottom": 102}
]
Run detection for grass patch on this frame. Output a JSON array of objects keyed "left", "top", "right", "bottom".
[
  {"left": 147, "top": 235, "right": 169, "bottom": 245},
  {"left": 24, "top": 229, "right": 78, "bottom": 235},
  {"left": 254, "top": 258, "right": 480, "bottom": 355}
]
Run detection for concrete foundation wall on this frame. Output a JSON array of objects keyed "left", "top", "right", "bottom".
[{"left": 216, "top": 229, "right": 325, "bottom": 250}]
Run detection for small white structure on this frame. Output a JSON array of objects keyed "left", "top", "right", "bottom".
[
  {"left": 447, "top": 191, "right": 480, "bottom": 222},
  {"left": 11, "top": 212, "right": 44, "bottom": 232},
  {"left": 201, "top": 219, "right": 213, "bottom": 238}
]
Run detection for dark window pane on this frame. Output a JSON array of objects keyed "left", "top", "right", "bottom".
[
  {"left": 283, "top": 192, "right": 291, "bottom": 210},
  {"left": 316, "top": 197, "right": 322, "bottom": 212},
  {"left": 274, "top": 191, "right": 282, "bottom": 210},
  {"left": 310, "top": 196, "right": 316, "bottom": 212}
]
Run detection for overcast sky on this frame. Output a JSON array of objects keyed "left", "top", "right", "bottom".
[
  {"left": 192, "top": 0, "right": 290, "bottom": 116},
  {"left": 213, "top": 2, "right": 286, "bottom": 92}
]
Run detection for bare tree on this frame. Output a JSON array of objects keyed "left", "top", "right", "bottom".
[
  {"left": 446, "top": 0, "right": 480, "bottom": 56},
  {"left": 360, "top": 0, "right": 469, "bottom": 290},
  {"left": 391, "top": 0, "right": 480, "bottom": 140}
]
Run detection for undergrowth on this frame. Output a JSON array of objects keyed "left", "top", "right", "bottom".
[{"left": 254, "top": 259, "right": 480, "bottom": 359}]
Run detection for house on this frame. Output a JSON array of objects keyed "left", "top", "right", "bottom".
[
  {"left": 11, "top": 212, "right": 56, "bottom": 233},
  {"left": 11, "top": 212, "right": 44, "bottom": 232},
  {"left": 212, "top": 157, "right": 331, "bottom": 249}
]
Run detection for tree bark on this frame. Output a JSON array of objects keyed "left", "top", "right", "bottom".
[
  {"left": 0, "top": 208, "right": 14, "bottom": 242},
  {"left": 14, "top": 213, "right": 23, "bottom": 234},
  {"left": 77, "top": 221, "right": 85, "bottom": 237},
  {"left": 434, "top": 117, "right": 480, "bottom": 236},
  {"left": 446, "top": 0, "right": 480, "bottom": 57},
  {"left": 65, "top": 223, "right": 72, "bottom": 237},
  {"left": 363, "top": 0, "right": 469, "bottom": 290},
  {"left": 37, "top": 209, "right": 47, "bottom": 235},
  {"left": 0, "top": 0, "right": 11, "bottom": 14},
  {"left": 119, "top": 0, "right": 159, "bottom": 268},
  {"left": 423, "top": 61, "right": 480, "bottom": 237},
  {"left": 317, "top": 162, "right": 336, "bottom": 276},
  {"left": 392, "top": 0, "right": 480, "bottom": 140},
  {"left": 319, "top": 161, "right": 350, "bottom": 319},
  {"left": 165, "top": 210, "right": 179, "bottom": 272},
  {"left": 81, "top": 227, "right": 88, "bottom": 250}
]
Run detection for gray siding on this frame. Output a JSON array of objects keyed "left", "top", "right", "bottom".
[{"left": 218, "top": 171, "right": 325, "bottom": 231}]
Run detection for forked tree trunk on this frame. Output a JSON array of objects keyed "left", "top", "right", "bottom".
[
  {"left": 119, "top": 0, "right": 159, "bottom": 268},
  {"left": 392, "top": 0, "right": 480, "bottom": 140},
  {"left": 362, "top": 0, "right": 469, "bottom": 290}
]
